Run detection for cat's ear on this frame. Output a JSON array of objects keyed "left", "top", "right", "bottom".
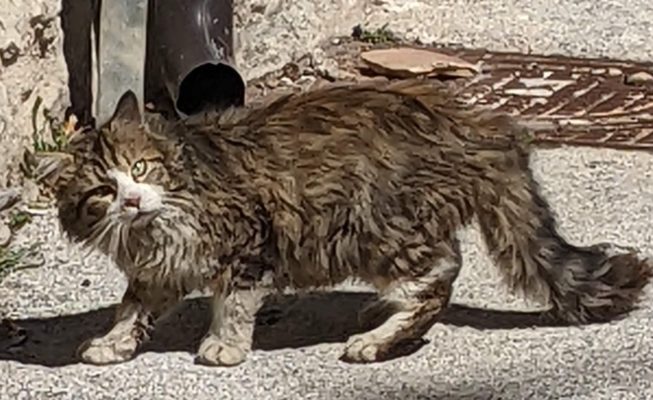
[{"left": 110, "top": 90, "right": 141, "bottom": 124}]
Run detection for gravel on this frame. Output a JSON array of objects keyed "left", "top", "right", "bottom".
[
  {"left": 2, "top": 0, "right": 653, "bottom": 399},
  {"left": 2, "top": 146, "right": 653, "bottom": 400}
]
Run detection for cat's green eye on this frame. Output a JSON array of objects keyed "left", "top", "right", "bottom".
[{"left": 131, "top": 159, "right": 147, "bottom": 179}]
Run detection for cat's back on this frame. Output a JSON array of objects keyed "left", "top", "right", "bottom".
[
  {"left": 211, "top": 79, "right": 523, "bottom": 152},
  {"left": 176, "top": 78, "right": 529, "bottom": 204}
]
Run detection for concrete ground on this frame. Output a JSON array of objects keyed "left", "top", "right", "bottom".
[{"left": 2, "top": 1, "right": 653, "bottom": 399}]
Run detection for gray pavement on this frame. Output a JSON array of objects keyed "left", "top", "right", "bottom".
[{"left": 2, "top": 0, "right": 653, "bottom": 399}]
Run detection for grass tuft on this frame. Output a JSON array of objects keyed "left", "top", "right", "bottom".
[
  {"left": 351, "top": 23, "right": 399, "bottom": 45},
  {"left": 0, "top": 242, "right": 43, "bottom": 282}
]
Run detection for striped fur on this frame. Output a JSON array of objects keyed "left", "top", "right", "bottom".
[{"left": 43, "top": 79, "right": 651, "bottom": 366}]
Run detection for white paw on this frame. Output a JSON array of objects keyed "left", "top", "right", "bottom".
[
  {"left": 77, "top": 335, "right": 139, "bottom": 365},
  {"left": 196, "top": 335, "right": 248, "bottom": 367},
  {"left": 341, "top": 332, "right": 384, "bottom": 363}
]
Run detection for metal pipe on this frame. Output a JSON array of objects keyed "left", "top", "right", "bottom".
[{"left": 145, "top": 0, "right": 245, "bottom": 117}]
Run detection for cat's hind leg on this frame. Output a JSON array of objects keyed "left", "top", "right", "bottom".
[
  {"left": 343, "top": 238, "right": 462, "bottom": 363},
  {"left": 77, "top": 283, "right": 179, "bottom": 365}
]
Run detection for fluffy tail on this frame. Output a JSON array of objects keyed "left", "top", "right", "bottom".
[{"left": 474, "top": 151, "right": 652, "bottom": 324}]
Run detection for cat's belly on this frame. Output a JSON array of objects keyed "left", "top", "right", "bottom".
[{"left": 270, "top": 207, "right": 369, "bottom": 289}]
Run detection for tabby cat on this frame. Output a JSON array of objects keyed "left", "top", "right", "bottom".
[{"left": 41, "top": 79, "right": 651, "bottom": 367}]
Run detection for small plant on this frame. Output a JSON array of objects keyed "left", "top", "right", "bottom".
[
  {"left": 0, "top": 242, "right": 43, "bottom": 282},
  {"left": 522, "top": 129, "right": 537, "bottom": 145},
  {"left": 21, "top": 97, "right": 76, "bottom": 179},
  {"left": 30, "top": 95, "right": 69, "bottom": 153},
  {"left": 8, "top": 211, "right": 32, "bottom": 232},
  {"left": 352, "top": 23, "right": 399, "bottom": 44}
]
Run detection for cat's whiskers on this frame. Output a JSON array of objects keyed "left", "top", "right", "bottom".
[
  {"left": 162, "top": 193, "right": 195, "bottom": 211},
  {"left": 86, "top": 217, "right": 111, "bottom": 246},
  {"left": 118, "top": 222, "right": 135, "bottom": 265},
  {"left": 76, "top": 216, "right": 114, "bottom": 259},
  {"left": 103, "top": 218, "right": 121, "bottom": 257}
]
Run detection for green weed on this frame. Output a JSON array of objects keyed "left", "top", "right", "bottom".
[
  {"left": 0, "top": 242, "right": 43, "bottom": 282},
  {"left": 8, "top": 211, "right": 32, "bottom": 232},
  {"left": 352, "top": 23, "right": 399, "bottom": 44},
  {"left": 31, "top": 95, "right": 68, "bottom": 153}
]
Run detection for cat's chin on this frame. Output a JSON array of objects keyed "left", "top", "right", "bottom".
[
  {"left": 136, "top": 211, "right": 161, "bottom": 227},
  {"left": 119, "top": 209, "right": 160, "bottom": 229}
]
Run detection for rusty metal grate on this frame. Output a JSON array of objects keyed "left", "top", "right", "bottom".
[
  {"left": 246, "top": 38, "right": 653, "bottom": 151},
  {"left": 449, "top": 49, "right": 653, "bottom": 150}
]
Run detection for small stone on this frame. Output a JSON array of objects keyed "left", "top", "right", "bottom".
[
  {"left": 360, "top": 47, "right": 479, "bottom": 79},
  {"left": 439, "top": 68, "right": 476, "bottom": 78},
  {"left": 279, "top": 77, "right": 294, "bottom": 86},
  {"left": 316, "top": 58, "right": 343, "bottom": 80},
  {"left": 294, "top": 54, "right": 314, "bottom": 73},
  {"left": 55, "top": 252, "right": 70, "bottom": 264},
  {"left": 625, "top": 71, "right": 653, "bottom": 85},
  {"left": 0, "top": 188, "right": 20, "bottom": 212},
  {"left": 295, "top": 75, "right": 317, "bottom": 86},
  {"left": 250, "top": 3, "right": 266, "bottom": 14},
  {"left": 81, "top": 279, "right": 91, "bottom": 287},
  {"left": 0, "top": 42, "right": 20, "bottom": 68},
  {"left": 331, "top": 37, "right": 341, "bottom": 45},
  {"left": 311, "top": 48, "right": 326, "bottom": 68},
  {"left": 0, "top": 82, "right": 7, "bottom": 109},
  {"left": 263, "top": 76, "right": 279, "bottom": 89},
  {"left": 0, "top": 222, "right": 11, "bottom": 247},
  {"left": 281, "top": 62, "right": 301, "bottom": 81},
  {"left": 357, "top": 76, "right": 390, "bottom": 84},
  {"left": 21, "top": 180, "right": 41, "bottom": 205}
]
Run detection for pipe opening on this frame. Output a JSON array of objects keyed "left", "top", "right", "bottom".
[{"left": 176, "top": 62, "right": 245, "bottom": 115}]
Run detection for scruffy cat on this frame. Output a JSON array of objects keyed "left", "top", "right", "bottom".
[{"left": 40, "top": 79, "right": 651, "bottom": 367}]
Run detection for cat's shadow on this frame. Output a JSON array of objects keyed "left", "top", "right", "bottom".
[{"left": 0, "top": 291, "right": 559, "bottom": 367}]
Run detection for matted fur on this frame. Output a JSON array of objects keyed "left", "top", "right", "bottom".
[{"left": 41, "top": 78, "right": 651, "bottom": 366}]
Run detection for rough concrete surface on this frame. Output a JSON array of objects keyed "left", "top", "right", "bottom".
[{"left": 1, "top": 1, "right": 653, "bottom": 399}]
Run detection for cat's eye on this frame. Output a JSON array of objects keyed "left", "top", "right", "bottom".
[{"left": 131, "top": 159, "right": 147, "bottom": 179}]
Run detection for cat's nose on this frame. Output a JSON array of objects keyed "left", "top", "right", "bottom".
[{"left": 123, "top": 195, "right": 141, "bottom": 209}]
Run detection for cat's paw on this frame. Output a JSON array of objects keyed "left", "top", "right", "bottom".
[
  {"left": 341, "top": 332, "right": 386, "bottom": 363},
  {"left": 77, "top": 335, "right": 139, "bottom": 365},
  {"left": 341, "top": 332, "right": 427, "bottom": 363},
  {"left": 195, "top": 335, "right": 248, "bottom": 367}
]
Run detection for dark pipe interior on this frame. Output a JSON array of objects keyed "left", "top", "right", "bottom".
[{"left": 176, "top": 63, "right": 245, "bottom": 115}]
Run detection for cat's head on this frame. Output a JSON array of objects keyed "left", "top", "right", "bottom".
[{"left": 40, "top": 91, "right": 189, "bottom": 244}]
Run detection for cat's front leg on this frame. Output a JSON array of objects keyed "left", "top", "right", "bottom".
[
  {"left": 196, "top": 285, "right": 267, "bottom": 367},
  {"left": 77, "top": 283, "right": 178, "bottom": 365}
]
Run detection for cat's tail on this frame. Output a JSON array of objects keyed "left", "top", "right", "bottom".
[{"left": 474, "top": 152, "right": 652, "bottom": 324}]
